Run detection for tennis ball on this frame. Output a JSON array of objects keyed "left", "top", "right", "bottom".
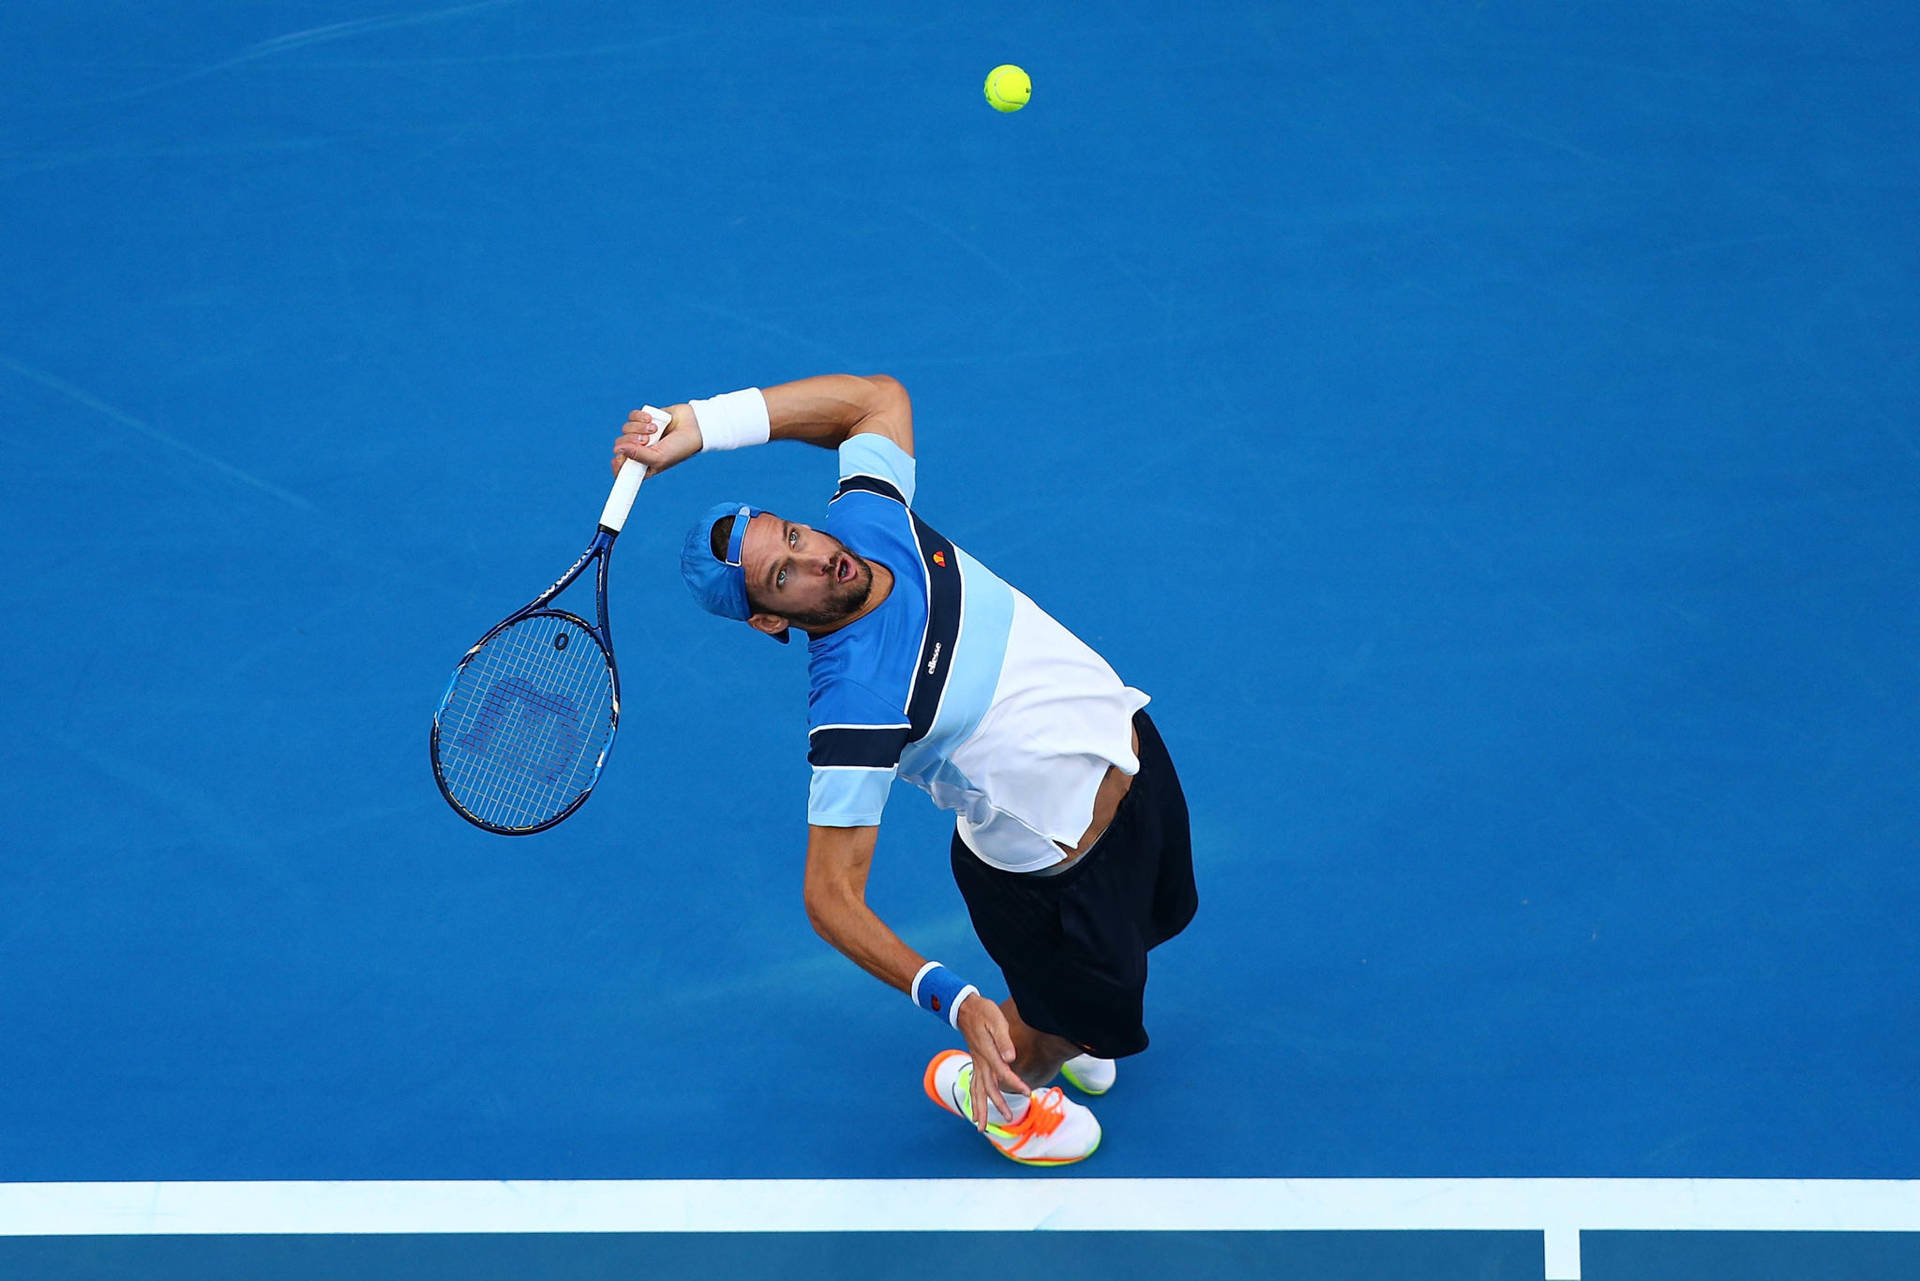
[{"left": 984, "top": 64, "right": 1031, "bottom": 113}]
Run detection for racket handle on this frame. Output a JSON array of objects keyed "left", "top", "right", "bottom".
[{"left": 598, "top": 405, "right": 669, "bottom": 533}]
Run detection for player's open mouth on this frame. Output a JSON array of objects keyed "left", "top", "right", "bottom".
[{"left": 836, "top": 555, "right": 854, "bottom": 582}]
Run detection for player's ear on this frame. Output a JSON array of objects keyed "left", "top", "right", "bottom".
[{"left": 747, "top": 612, "right": 790, "bottom": 638}]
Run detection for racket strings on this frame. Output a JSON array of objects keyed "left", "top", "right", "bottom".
[{"left": 434, "top": 614, "right": 617, "bottom": 831}]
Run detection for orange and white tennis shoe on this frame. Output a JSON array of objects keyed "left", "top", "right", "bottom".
[{"left": 923, "top": 1049, "right": 1102, "bottom": 1166}]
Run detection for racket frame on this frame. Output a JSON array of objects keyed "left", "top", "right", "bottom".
[{"left": 429, "top": 414, "right": 661, "bottom": 835}]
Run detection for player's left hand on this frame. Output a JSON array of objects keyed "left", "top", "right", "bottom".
[
  {"left": 954, "top": 993, "right": 1030, "bottom": 1131},
  {"left": 611, "top": 405, "right": 700, "bottom": 477}
]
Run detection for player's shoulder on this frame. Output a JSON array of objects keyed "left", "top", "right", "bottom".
[{"left": 836, "top": 431, "right": 916, "bottom": 507}]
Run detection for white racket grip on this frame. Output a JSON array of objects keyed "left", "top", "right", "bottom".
[{"left": 597, "top": 405, "right": 670, "bottom": 533}]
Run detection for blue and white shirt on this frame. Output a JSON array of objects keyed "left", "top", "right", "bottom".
[{"left": 805, "top": 434, "right": 1150, "bottom": 873}]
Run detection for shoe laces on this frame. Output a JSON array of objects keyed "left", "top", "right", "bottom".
[{"left": 999, "top": 1087, "right": 1067, "bottom": 1150}]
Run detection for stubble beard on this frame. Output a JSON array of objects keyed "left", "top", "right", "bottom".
[{"left": 781, "top": 554, "right": 875, "bottom": 631}]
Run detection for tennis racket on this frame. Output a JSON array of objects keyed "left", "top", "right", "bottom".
[{"left": 429, "top": 411, "right": 666, "bottom": 834}]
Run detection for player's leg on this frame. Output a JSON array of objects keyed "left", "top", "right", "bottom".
[
  {"left": 1132, "top": 709, "right": 1198, "bottom": 949},
  {"left": 1000, "top": 996, "right": 1081, "bottom": 1090},
  {"left": 993, "top": 708, "right": 1197, "bottom": 1094},
  {"left": 1004, "top": 1000, "right": 1114, "bottom": 1095},
  {"left": 929, "top": 843, "right": 1107, "bottom": 1163},
  {"left": 1050, "top": 707, "right": 1193, "bottom": 1101}
]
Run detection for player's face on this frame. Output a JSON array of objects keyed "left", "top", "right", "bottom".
[{"left": 740, "top": 512, "right": 875, "bottom": 630}]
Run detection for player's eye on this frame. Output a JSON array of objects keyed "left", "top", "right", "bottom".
[
  {"left": 777, "top": 568, "right": 787, "bottom": 588},
  {"left": 788, "top": 528, "right": 798, "bottom": 548}
]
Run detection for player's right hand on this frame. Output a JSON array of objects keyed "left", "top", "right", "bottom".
[{"left": 611, "top": 405, "right": 701, "bottom": 477}]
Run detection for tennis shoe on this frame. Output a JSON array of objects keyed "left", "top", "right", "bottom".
[
  {"left": 1060, "top": 1053, "right": 1116, "bottom": 1095},
  {"left": 923, "top": 1049, "right": 1101, "bottom": 1166}
]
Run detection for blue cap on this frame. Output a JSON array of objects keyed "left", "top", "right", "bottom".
[{"left": 681, "top": 500, "right": 790, "bottom": 643}]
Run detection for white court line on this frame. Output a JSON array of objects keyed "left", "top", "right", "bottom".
[{"left": 2, "top": 1179, "right": 1918, "bottom": 1281}]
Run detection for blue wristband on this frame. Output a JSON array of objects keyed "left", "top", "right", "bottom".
[{"left": 910, "top": 961, "right": 978, "bottom": 1028}]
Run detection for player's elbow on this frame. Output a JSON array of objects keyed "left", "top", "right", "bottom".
[
  {"left": 802, "top": 879, "right": 851, "bottom": 940},
  {"left": 862, "top": 373, "right": 910, "bottom": 409},
  {"left": 860, "top": 374, "right": 912, "bottom": 425},
  {"left": 801, "top": 861, "right": 867, "bottom": 938},
  {"left": 853, "top": 374, "right": 914, "bottom": 452},
  {"left": 802, "top": 822, "right": 877, "bottom": 940},
  {"left": 802, "top": 894, "right": 830, "bottom": 941}
]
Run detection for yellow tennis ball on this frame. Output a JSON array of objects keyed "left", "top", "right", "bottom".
[{"left": 984, "top": 64, "right": 1031, "bottom": 113}]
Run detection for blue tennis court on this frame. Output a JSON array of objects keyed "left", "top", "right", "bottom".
[{"left": 3, "top": 2, "right": 1917, "bottom": 1277}]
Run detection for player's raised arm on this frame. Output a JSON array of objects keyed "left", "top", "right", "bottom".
[
  {"left": 764, "top": 374, "right": 914, "bottom": 454},
  {"left": 612, "top": 374, "right": 913, "bottom": 478}
]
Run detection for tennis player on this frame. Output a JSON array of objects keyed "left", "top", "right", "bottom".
[{"left": 612, "top": 374, "right": 1196, "bottom": 1165}]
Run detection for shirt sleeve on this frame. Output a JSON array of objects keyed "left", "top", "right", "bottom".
[
  {"left": 806, "top": 680, "right": 910, "bottom": 827},
  {"left": 836, "top": 432, "right": 916, "bottom": 507}
]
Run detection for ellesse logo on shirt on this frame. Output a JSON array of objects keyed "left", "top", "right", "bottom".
[{"left": 926, "top": 642, "right": 942, "bottom": 675}]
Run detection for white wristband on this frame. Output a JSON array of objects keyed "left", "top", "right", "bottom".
[
  {"left": 947, "top": 984, "right": 980, "bottom": 1029},
  {"left": 691, "top": 388, "right": 771, "bottom": 452}
]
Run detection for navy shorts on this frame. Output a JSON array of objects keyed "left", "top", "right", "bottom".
[{"left": 948, "top": 709, "right": 1197, "bottom": 1059}]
